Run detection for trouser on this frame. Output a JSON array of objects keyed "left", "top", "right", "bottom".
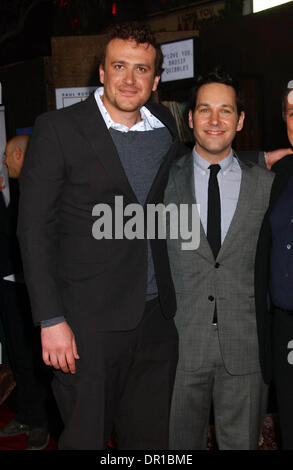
[
  {"left": 272, "top": 308, "right": 293, "bottom": 449},
  {"left": 52, "top": 298, "right": 179, "bottom": 450},
  {"left": 0, "top": 280, "right": 48, "bottom": 427},
  {"left": 169, "top": 324, "right": 268, "bottom": 450}
]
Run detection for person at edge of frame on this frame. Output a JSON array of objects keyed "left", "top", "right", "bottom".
[
  {"left": 166, "top": 68, "right": 274, "bottom": 450},
  {"left": 255, "top": 80, "right": 293, "bottom": 450}
]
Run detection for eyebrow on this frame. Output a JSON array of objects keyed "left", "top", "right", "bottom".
[
  {"left": 196, "top": 103, "right": 235, "bottom": 110},
  {"left": 111, "top": 60, "right": 151, "bottom": 69}
]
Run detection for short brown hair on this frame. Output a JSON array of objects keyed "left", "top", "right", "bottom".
[
  {"left": 101, "top": 21, "right": 163, "bottom": 76},
  {"left": 282, "top": 83, "right": 293, "bottom": 121},
  {"left": 190, "top": 67, "right": 244, "bottom": 117}
]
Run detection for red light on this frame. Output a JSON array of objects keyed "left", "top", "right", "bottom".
[
  {"left": 112, "top": 2, "right": 117, "bottom": 15},
  {"left": 55, "top": 0, "right": 69, "bottom": 7}
]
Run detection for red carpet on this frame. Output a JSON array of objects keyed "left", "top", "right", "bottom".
[
  {"left": 0, "top": 400, "right": 278, "bottom": 450},
  {"left": 0, "top": 402, "right": 57, "bottom": 450},
  {"left": 0, "top": 364, "right": 280, "bottom": 450},
  {"left": 207, "top": 415, "right": 279, "bottom": 450}
]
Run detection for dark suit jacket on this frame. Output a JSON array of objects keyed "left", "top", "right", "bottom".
[
  {"left": 17, "top": 94, "right": 182, "bottom": 332},
  {"left": 255, "top": 153, "right": 293, "bottom": 384},
  {"left": 0, "top": 179, "right": 22, "bottom": 278}
]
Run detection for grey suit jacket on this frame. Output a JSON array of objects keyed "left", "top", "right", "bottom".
[{"left": 165, "top": 152, "right": 274, "bottom": 375}]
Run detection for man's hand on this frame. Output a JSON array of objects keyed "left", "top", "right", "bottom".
[
  {"left": 265, "top": 148, "right": 292, "bottom": 170},
  {"left": 41, "top": 321, "right": 80, "bottom": 374}
]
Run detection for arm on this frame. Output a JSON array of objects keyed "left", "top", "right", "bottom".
[
  {"left": 265, "top": 148, "right": 292, "bottom": 170},
  {"left": 17, "top": 114, "right": 79, "bottom": 373},
  {"left": 237, "top": 149, "right": 292, "bottom": 170}
]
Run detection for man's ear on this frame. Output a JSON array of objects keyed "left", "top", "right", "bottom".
[
  {"left": 236, "top": 111, "right": 245, "bottom": 132},
  {"left": 152, "top": 75, "right": 160, "bottom": 92},
  {"left": 99, "top": 64, "right": 104, "bottom": 84},
  {"left": 19, "top": 152, "right": 25, "bottom": 172},
  {"left": 188, "top": 109, "right": 194, "bottom": 130}
]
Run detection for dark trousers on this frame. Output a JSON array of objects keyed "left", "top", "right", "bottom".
[
  {"left": 52, "top": 298, "right": 178, "bottom": 450},
  {"left": 273, "top": 308, "right": 293, "bottom": 449},
  {"left": 0, "top": 280, "right": 48, "bottom": 427}
]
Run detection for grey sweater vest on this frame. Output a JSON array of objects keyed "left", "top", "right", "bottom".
[{"left": 109, "top": 127, "right": 172, "bottom": 299}]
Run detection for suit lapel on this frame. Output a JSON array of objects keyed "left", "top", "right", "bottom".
[
  {"left": 74, "top": 94, "right": 179, "bottom": 205},
  {"left": 173, "top": 153, "right": 258, "bottom": 262},
  {"left": 144, "top": 102, "right": 178, "bottom": 205},
  {"left": 146, "top": 139, "right": 177, "bottom": 205},
  {"left": 173, "top": 153, "right": 214, "bottom": 262},
  {"left": 218, "top": 158, "right": 257, "bottom": 260},
  {"left": 75, "top": 94, "right": 138, "bottom": 203}
]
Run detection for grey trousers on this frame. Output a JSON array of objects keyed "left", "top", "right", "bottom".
[{"left": 169, "top": 325, "right": 268, "bottom": 450}]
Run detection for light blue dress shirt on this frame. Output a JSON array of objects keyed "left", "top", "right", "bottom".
[{"left": 192, "top": 149, "right": 242, "bottom": 244}]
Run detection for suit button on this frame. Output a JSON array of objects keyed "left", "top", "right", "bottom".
[
  {"left": 214, "top": 263, "right": 220, "bottom": 268},
  {"left": 208, "top": 296, "right": 214, "bottom": 302}
]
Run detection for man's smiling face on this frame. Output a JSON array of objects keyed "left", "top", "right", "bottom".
[
  {"left": 189, "top": 82, "right": 245, "bottom": 163},
  {"left": 99, "top": 38, "right": 160, "bottom": 126}
]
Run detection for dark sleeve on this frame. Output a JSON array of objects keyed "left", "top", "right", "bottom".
[
  {"left": 237, "top": 150, "right": 266, "bottom": 168},
  {"left": 17, "top": 114, "right": 66, "bottom": 325},
  {"left": 40, "top": 316, "right": 66, "bottom": 328}
]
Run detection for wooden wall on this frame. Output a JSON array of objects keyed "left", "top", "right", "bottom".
[
  {"left": 49, "top": 30, "right": 197, "bottom": 109},
  {"left": 1, "top": 2, "right": 292, "bottom": 150}
]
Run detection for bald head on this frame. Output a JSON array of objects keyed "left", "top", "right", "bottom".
[{"left": 4, "top": 134, "right": 30, "bottom": 178}]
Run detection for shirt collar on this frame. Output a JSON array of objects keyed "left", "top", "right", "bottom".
[
  {"left": 192, "top": 147, "right": 234, "bottom": 176},
  {"left": 94, "top": 87, "right": 164, "bottom": 132}
]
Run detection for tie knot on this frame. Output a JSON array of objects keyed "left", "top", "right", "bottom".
[{"left": 209, "top": 164, "right": 221, "bottom": 177}]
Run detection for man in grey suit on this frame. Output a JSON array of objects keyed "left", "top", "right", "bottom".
[{"left": 166, "top": 69, "right": 274, "bottom": 450}]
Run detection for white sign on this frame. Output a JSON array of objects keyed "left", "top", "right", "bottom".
[
  {"left": 55, "top": 86, "right": 97, "bottom": 109},
  {"left": 253, "top": 0, "right": 292, "bottom": 12},
  {"left": 161, "top": 38, "right": 194, "bottom": 83}
]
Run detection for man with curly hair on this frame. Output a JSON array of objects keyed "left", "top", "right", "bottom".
[{"left": 17, "top": 22, "right": 180, "bottom": 449}]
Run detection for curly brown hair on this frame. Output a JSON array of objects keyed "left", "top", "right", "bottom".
[{"left": 100, "top": 21, "right": 163, "bottom": 76}]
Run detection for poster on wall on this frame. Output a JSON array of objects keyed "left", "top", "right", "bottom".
[
  {"left": 148, "top": 1, "right": 225, "bottom": 32},
  {"left": 160, "top": 38, "right": 194, "bottom": 83},
  {"left": 55, "top": 87, "right": 97, "bottom": 110}
]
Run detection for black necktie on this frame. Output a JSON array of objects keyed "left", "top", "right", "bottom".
[
  {"left": 207, "top": 164, "right": 221, "bottom": 259},
  {"left": 207, "top": 164, "right": 221, "bottom": 324}
]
